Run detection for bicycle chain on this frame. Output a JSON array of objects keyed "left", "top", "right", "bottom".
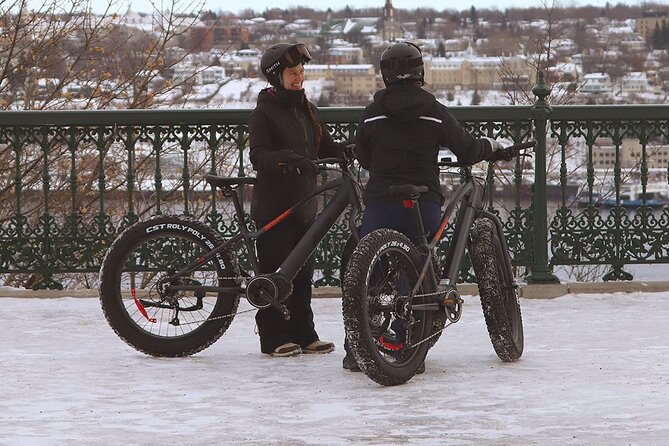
[
  {"left": 177, "top": 306, "right": 453, "bottom": 348},
  {"left": 154, "top": 282, "right": 453, "bottom": 329},
  {"left": 408, "top": 321, "right": 454, "bottom": 349},
  {"left": 214, "top": 274, "right": 450, "bottom": 300},
  {"left": 397, "top": 288, "right": 450, "bottom": 300},
  {"left": 172, "top": 306, "right": 257, "bottom": 326}
]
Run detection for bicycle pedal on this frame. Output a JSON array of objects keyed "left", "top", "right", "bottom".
[
  {"left": 279, "top": 305, "right": 291, "bottom": 320},
  {"left": 440, "top": 288, "right": 462, "bottom": 306},
  {"left": 442, "top": 295, "right": 464, "bottom": 305}
]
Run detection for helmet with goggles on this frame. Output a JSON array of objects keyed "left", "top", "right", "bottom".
[
  {"left": 380, "top": 41, "right": 424, "bottom": 87},
  {"left": 260, "top": 43, "right": 312, "bottom": 89}
]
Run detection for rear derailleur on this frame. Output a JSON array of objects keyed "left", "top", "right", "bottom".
[{"left": 145, "top": 271, "right": 205, "bottom": 326}]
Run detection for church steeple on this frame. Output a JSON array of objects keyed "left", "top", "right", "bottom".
[
  {"left": 382, "top": 0, "right": 402, "bottom": 41},
  {"left": 384, "top": 0, "right": 394, "bottom": 20}
]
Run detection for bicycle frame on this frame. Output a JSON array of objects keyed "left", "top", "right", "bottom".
[
  {"left": 408, "top": 165, "right": 514, "bottom": 303},
  {"left": 167, "top": 161, "right": 362, "bottom": 297},
  {"left": 436, "top": 167, "right": 512, "bottom": 287}
]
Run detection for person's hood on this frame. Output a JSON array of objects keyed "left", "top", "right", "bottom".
[
  {"left": 257, "top": 87, "right": 305, "bottom": 108},
  {"left": 372, "top": 84, "right": 436, "bottom": 121}
]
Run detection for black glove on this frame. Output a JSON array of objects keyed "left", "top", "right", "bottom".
[
  {"left": 284, "top": 154, "right": 318, "bottom": 176},
  {"left": 486, "top": 148, "right": 516, "bottom": 162},
  {"left": 256, "top": 149, "right": 300, "bottom": 173},
  {"left": 343, "top": 143, "right": 356, "bottom": 160},
  {"left": 480, "top": 137, "right": 512, "bottom": 162}
]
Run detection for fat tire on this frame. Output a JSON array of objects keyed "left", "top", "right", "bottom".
[
  {"left": 468, "top": 218, "right": 524, "bottom": 362},
  {"left": 427, "top": 252, "right": 446, "bottom": 347},
  {"left": 99, "top": 215, "right": 240, "bottom": 357},
  {"left": 342, "top": 229, "right": 434, "bottom": 386},
  {"left": 342, "top": 229, "right": 444, "bottom": 347}
]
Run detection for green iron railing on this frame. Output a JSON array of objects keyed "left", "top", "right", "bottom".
[
  {"left": 549, "top": 104, "right": 669, "bottom": 281},
  {"left": 1, "top": 74, "right": 668, "bottom": 289}
]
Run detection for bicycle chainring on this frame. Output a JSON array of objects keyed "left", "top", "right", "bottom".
[{"left": 246, "top": 276, "right": 278, "bottom": 309}]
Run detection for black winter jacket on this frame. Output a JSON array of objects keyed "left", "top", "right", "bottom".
[
  {"left": 248, "top": 87, "right": 343, "bottom": 224},
  {"left": 356, "top": 84, "right": 494, "bottom": 204}
]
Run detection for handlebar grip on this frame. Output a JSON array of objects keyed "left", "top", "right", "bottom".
[{"left": 506, "top": 141, "right": 536, "bottom": 151}]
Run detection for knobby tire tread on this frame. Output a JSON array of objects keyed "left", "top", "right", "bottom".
[
  {"left": 468, "top": 218, "right": 524, "bottom": 362},
  {"left": 342, "top": 229, "right": 433, "bottom": 386},
  {"left": 428, "top": 252, "right": 446, "bottom": 347},
  {"left": 343, "top": 230, "right": 444, "bottom": 347},
  {"left": 99, "top": 215, "right": 240, "bottom": 357}
]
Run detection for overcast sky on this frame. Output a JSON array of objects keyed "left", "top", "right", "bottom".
[{"left": 97, "top": 0, "right": 644, "bottom": 15}]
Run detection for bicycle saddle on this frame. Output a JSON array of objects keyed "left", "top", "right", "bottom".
[
  {"left": 389, "top": 184, "right": 429, "bottom": 199},
  {"left": 205, "top": 175, "right": 257, "bottom": 188}
]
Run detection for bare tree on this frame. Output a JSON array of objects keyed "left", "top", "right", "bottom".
[
  {"left": 497, "top": 0, "right": 579, "bottom": 106},
  {"left": 0, "top": 0, "right": 235, "bottom": 110},
  {"left": 0, "top": 0, "right": 239, "bottom": 287},
  {"left": 488, "top": 0, "right": 592, "bottom": 279}
]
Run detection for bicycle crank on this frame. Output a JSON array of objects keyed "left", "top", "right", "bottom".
[
  {"left": 246, "top": 275, "right": 291, "bottom": 320},
  {"left": 441, "top": 287, "right": 463, "bottom": 322}
]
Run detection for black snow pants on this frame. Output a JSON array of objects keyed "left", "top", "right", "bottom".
[{"left": 254, "top": 217, "right": 320, "bottom": 353}]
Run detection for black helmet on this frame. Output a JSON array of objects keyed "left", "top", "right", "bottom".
[
  {"left": 379, "top": 42, "right": 424, "bottom": 87},
  {"left": 260, "top": 43, "right": 312, "bottom": 88}
]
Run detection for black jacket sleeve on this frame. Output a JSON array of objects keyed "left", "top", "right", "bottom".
[
  {"left": 438, "top": 104, "right": 494, "bottom": 164},
  {"left": 248, "top": 108, "right": 298, "bottom": 172},
  {"left": 355, "top": 107, "right": 373, "bottom": 170},
  {"left": 312, "top": 104, "right": 345, "bottom": 159}
]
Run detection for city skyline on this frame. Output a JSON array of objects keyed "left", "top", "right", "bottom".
[{"left": 90, "top": 0, "right": 645, "bottom": 15}]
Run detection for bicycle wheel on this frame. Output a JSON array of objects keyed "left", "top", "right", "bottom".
[
  {"left": 468, "top": 218, "right": 524, "bottom": 362},
  {"left": 343, "top": 229, "right": 435, "bottom": 386},
  {"left": 427, "top": 252, "right": 446, "bottom": 347},
  {"left": 99, "top": 215, "right": 241, "bottom": 357}
]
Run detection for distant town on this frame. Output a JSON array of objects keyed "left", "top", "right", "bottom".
[{"left": 2, "top": 0, "right": 669, "bottom": 110}]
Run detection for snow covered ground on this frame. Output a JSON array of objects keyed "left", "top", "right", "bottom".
[{"left": 1, "top": 292, "right": 667, "bottom": 445}]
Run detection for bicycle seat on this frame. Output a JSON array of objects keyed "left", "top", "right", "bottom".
[
  {"left": 389, "top": 184, "right": 429, "bottom": 199},
  {"left": 206, "top": 175, "right": 257, "bottom": 189}
]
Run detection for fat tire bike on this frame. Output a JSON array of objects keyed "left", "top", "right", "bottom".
[
  {"left": 99, "top": 155, "right": 362, "bottom": 357},
  {"left": 342, "top": 141, "right": 534, "bottom": 386}
]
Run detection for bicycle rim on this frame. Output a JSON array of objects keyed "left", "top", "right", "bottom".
[
  {"left": 116, "top": 232, "right": 225, "bottom": 338},
  {"left": 363, "top": 244, "right": 429, "bottom": 367}
]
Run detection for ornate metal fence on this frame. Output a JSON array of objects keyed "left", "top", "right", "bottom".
[
  {"left": 1, "top": 76, "right": 668, "bottom": 289},
  {"left": 549, "top": 105, "right": 669, "bottom": 280}
]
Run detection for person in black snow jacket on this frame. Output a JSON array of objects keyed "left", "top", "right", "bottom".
[
  {"left": 342, "top": 41, "right": 505, "bottom": 372},
  {"left": 248, "top": 43, "right": 346, "bottom": 357}
]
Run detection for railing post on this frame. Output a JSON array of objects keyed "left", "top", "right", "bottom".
[
  {"left": 235, "top": 124, "right": 247, "bottom": 205},
  {"left": 527, "top": 71, "right": 560, "bottom": 284}
]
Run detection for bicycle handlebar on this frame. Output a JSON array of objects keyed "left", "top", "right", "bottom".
[
  {"left": 315, "top": 157, "right": 345, "bottom": 165},
  {"left": 438, "top": 140, "right": 536, "bottom": 168},
  {"left": 314, "top": 156, "right": 356, "bottom": 173},
  {"left": 507, "top": 141, "right": 537, "bottom": 151}
]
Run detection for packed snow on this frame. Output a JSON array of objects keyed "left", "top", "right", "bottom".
[{"left": 1, "top": 292, "right": 667, "bottom": 445}]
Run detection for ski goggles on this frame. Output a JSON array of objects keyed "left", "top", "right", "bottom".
[{"left": 282, "top": 44, "right": 312, "bottom": 67}]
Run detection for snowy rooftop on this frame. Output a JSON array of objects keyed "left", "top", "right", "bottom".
[
  {"left": 2, "top": 292, "right": 667, "bottom": 444},
  {"left": 306, "top": 64, "right": 374, "bottom": 72},
  {"left": 623, "top": 72, "right": 648, "bottom": 79},
  {"left": 583, "top": 72, "right": 611, "bottom": 80},
  {"left": 328, "top": 47, "right": 363, "bottom": 54}
]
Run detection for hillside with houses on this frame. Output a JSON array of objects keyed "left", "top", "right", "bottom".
[{"left": 2, "top": 0, "right": 669, "bottom": 110}]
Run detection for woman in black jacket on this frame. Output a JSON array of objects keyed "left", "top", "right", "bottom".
[{"left": 248, "top": 43, "right": 344, "bottom": 357}]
